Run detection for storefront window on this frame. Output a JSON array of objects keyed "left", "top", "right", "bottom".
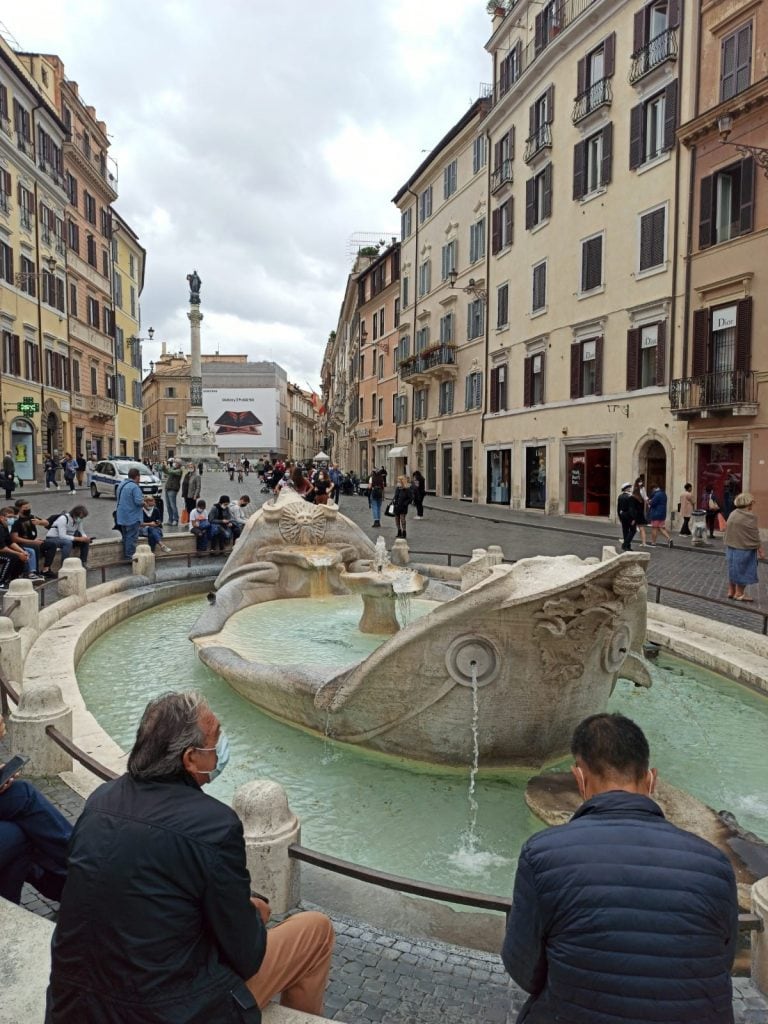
[
  {"left": 487, "top": 449, "right": 511, "bottom": 504},
  {"left": 461, "top": 442, "right": 473, "bottom": 500},
  {"left": 696, "top": 442, "right": 743, "bottom": 518},
  {"left": 526, "top": 446, "right": 547, "bottom": 510}
]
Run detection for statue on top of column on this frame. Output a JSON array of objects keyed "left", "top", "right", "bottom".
[{"left": 186, "top": 270, "right": 202, "bottom": 304}]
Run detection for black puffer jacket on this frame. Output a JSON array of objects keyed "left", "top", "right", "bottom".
[
  {"left": 392, "top": 485, "right": 412, "bottom": 515},
  {"left": 502, "top": 791, "right": 738, "bottom": 1024},
  {"left": 47, "top": 773, "right": 266, "bottom": 1023}
]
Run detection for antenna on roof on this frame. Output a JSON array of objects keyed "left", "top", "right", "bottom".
[{"left": 0, "top": 20, "right": 22, "bottom": 50}]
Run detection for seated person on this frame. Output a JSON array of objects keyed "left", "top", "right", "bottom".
[
  {"left": 45, "top": 506, "right": 91, "bottom": 566},
  {"left": 11, "top": 500, "right": 57, "bottom": 579},
  {"left": 230, "top": 494, "right": 251, "bottom": 532},
  {"left": 0, "top": 506, "right": 30, "bottom": 589},
  {"left": 189, "top": 499, "right": 210, "bottom": 553},
  {"left": 0, "top": 715, "right": 71, "bottom": 906},
  {"left": 139, "top": 496, "right": 171, "bottom": 553},
  {"left": 47, "top": 691, "right": 334, "bottom": 1021},
  {"left": 209, "top": 495, "right": 236, "bottom": 552}
]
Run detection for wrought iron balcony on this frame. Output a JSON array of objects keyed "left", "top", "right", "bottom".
[
  {"left": 669, "top": 370, "right": 758, "bottom": 417},
  {"left": 491, "top": 159, "right": 513, "bottom": 193},
  {"left": 399, "top": 344, "right": 457, "bottom": 383},
  {"left": 524, "top": 123, "right": 553, "bottom": 163},
  {"left": 572, "top": 77, "right": 612, "bottom": 124},
  {"left": 629, "top": 28, "right": 678, "bottom": 85}
]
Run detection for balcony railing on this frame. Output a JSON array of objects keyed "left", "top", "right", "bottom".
[
  {"left": 572, "top": 77, "right": 612, "bottom": 123},
  {"left": 495, "top": 0, "right": 599, "bottom": 104},
  {"left": 524, "top": 123, "right": 553, "bottom": 163},
  {"left": 66, "top": 131, "right": 119, "bottom": 194},
  {"left": 399, "top": 344, "right": 457, "bottom": 381},
  {"left": 669, "top": 370, "right": 757, "bottom": 415},
  {"left": 629, "top": 27, "right": 678, "bottom": 85},
  {"left": 491, "top": 159, "right": 513, "bottom": 192}
]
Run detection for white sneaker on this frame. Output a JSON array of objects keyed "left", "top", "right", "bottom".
[{"left": 161, "top": 544, "right": 172, "bottom": 553}]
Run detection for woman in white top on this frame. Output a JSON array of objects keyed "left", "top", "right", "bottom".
[{"left": 46, "top": 505, "right": 91, "bottom": 565}]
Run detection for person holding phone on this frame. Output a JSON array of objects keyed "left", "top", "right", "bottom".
[{"left": 0, "top": 715, "right": 72, "bottom": 905}]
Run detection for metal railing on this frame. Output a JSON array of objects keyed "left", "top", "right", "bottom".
[
  {"left": 669, "top": 371, "right": 757, "bottom": 414},
  {"left": 399, "top": 345, "right": 457, "bottom": 381},
  {"left": 491, "top": 158, "right": 513, "bottom": 192},
  {"left": 629, "top": 28, "right": 678, "bottom": 84},
  {"left": 648, "top": 581, "right": 768, "bottom": 635},
  {"left": 572, "top": 77, "right": 612, "bottom": 123},
  {"left": 524, "top": 123, "right": 553, "bottom": 163}
]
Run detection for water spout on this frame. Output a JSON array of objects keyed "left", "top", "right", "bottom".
[{"left": 467, "top": 660, "right": 481, "bottom": 849}]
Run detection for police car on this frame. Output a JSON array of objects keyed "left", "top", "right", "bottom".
[{"left": 89, "top": 458, "right": 164, "bottom": 499}]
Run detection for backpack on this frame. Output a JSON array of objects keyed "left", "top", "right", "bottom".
[{"left": 46, "top": 511, "right": 66, "bottom": 529}]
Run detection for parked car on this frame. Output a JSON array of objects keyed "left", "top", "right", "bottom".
[{"left": 90, "top": 459, "right": 164, "bottom": 499}]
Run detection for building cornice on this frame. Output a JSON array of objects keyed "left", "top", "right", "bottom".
[{"left": 678, "top": 77, "right": 768, "bottom": 145}]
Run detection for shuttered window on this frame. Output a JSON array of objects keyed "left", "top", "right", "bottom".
[
  {"left": 629, "top": 80, "right": 678, "bottom": 169},
  {"left": 491, "top": 199, "right": 513, "bottom": 253},
  {"left": 639, "top": 206, "right": 666, "bottom": 271},
  {"left": 721, "top": 23, "right": 752, "bottom": 101},
  {"left": 465, "top": 372, "right": 482, "bottom": 410},
  {"left": 526, "top": 163, "right": 552, "bottom": 228},
  {"left": 438, "top": 380, "right": 454, "bottom": 415},
  {"left": 467, "top": 299, "right": 484, "bottom": 340},
  {"left": 627, "top": 321, "right": 666, "bottom": 390},
  {"left": 524, "top": 353, "right": 546, "bottom": 407},
  {"left": 469, "top": 218, "right": 486, "bottom": 263},
  {"left": 570, "top": 338, "right": 603, "bottom": 398},
  {"left": 532, "top": 261, "right": 547, "bottom": 311},
  {"left": 581, "top": 235, "right": 603, "bottom": 292},
  {"left": 497, "top": 283, "right": 509, "bottom": 328},
  {"left": 699, "top": 158, "right": 755, "bottom": 249},
  {"left": 490, "top": 365, "right": 507, "bottom": 412}
]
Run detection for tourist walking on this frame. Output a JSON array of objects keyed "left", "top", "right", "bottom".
[
  {"left": 632, "top": 477, "right": 648, "bottom": 546},
  {"left": 369, "top": 467, "right": 385, "bottom": 527},
  {"left": 502, "top": 712, "right": 738, "bottom": 1024},
  {"left": 648, "top": 486, "right": 673, "bottom": 547},
  {"left": 703, "top": 486, "right": 721, "bottom": 539},
  {"left": 411, "top": 470, "right": 426, "bottom": 519},
  {"left": 313, "top": 469, "right": 333, "bottom": 505},
  {"left": 678, "top": 482, "right": 694, "bottom": 536},
  {"left": 85, "top": 456, "right": 95, "bottom": 488},
  {"left": 163, "top": 460, "right": 182, "bottom": 526},
  {"left": 724, "top": 492, "right": 763, "bottom": 601},
  {"left": 2, "top": 451, "right": 15, "bottom": 500},
  {"left": 61, "top": 453, "right": 78, "bottom": 495},
  {"left": 392, "top": 475, "right": 412, "bottom": 540},
  {"left": 75, "top": 453, "right": 86, "bottom": 487},
  {"left": 44, "top": 454, "right": 58, "bottom": 490},
  {"left": 616, "top": 482, "right": 637, "bottom": 552},
  {"left": 115, "top": 468, "right": 145, "bottom": 560}
]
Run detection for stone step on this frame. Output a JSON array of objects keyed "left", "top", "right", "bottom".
[{"left": 0, "top": 897, "right": 337, "bottom": 1024}]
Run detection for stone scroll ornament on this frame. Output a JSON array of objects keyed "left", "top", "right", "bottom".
[{"left": 533, "top": 565, "right": 645, "bottom": 684}]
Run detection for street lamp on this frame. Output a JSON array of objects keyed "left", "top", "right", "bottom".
[
  {"left": 717, "top": 114, "right": 768, "bottom": 177},
  {"left": 14, "top": 254, "right": 58, "bottom": 288},
  {"left": 448, "top": 268, "right": 487, "bottom": 302}
]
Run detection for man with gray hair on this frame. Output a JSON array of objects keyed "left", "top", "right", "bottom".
[{"left": 46, "top": 691, "right": 334, "bottom": 1022}]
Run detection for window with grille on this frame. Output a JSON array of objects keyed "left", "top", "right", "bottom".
[
  {"left": 581, "top": 234, "right": 603, "bottom": 292},
  {"left": 639, "top": 207, "right": 666, "bottom": 271}
]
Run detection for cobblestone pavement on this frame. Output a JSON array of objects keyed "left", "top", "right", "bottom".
[{"left": 5, "top": 480, "right": 768, "bottom": 1021}]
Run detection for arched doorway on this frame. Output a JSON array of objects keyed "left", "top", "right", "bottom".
[
  {"left": 46, "top": 412, "right": 59, "bottom": 456},
  {"left": 642, "top": 440, "right": 667, "bottom": 492}
]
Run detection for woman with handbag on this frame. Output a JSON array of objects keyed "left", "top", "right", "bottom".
[
  {"left": 392, "top": 475, "right": 412, "bottom": 540},
  {"left": 723, "top": 492, "right": 763, "bottom": 601},
  {"left": 703, "top": 487, "right": 721, "bottom": 539}
]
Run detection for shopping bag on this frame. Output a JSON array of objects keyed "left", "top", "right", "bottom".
[
  {"left": 716, "top": 512, "right": 726, "bottom": 532},
  {"left": 384, "top": 502, "right": 395, "bottom": 517},
  {"left": 180, "top": 508, "right": 189, "bottom": 525}
]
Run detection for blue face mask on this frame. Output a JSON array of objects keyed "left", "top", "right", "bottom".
[{"left": 196, "top": 732, "right": 230, "bottom": 782}]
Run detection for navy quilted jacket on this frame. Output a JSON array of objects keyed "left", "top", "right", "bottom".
[{"left": 502, "top": 791, "right": 738, "bottom": 1024}]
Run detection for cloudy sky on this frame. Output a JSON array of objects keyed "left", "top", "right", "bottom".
[{"left": 3, "top": 0, "right": 492, "bottom": 388}]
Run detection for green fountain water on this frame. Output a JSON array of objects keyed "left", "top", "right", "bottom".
[{"left": 77, "top": 596, "right": 768, "bottom": 896}]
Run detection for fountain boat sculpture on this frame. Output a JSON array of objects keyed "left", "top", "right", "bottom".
[{"left": 190, "top": 489, "right": 651, "bottom": 767}]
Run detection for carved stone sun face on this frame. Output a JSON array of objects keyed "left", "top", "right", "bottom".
[{"left": 278, "top": 503, "right": 327, "bottom": 546}]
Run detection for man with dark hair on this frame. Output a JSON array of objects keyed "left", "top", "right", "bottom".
[
  {"left": 502, "top": 712, "right": 738, "bottom": 1024},
  {"left": 115, "top": 467, "right": 144, "bottom": 560},
  {"left": 47, "top": 690, "right": 334, "bottom": 1022}
]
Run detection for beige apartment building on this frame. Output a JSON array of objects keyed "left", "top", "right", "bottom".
[
  {"left": 287, "top": 382, "right": 320, "bottom": 464},
  {"left": 481, "top": 0, "right": 690, "bottom": 516},
  {"left": 355, "top": 241, "right": 401, "bottom": 478},
  {"left": 676, "top": 0, "right": 768, "bottom": 513},
  {"left": 393, "top": 98, "right": 491, "bottom": 498},
  {"left": 111, "top": 210, "right": 145, "bottom": 459}
]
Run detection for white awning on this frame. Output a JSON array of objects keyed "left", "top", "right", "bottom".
[
  {"left": 313, "top": 451, "right": 330, "bottom": 461},
  {"left": 387, "top": 446, "right": 409, "bottom": 459}
]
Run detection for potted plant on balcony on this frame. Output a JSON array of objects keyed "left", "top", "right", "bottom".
[{"left": 486, "top": 1, "right": 507, "bottom": 15}]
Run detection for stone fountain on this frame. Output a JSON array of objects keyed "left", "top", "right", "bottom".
[{"left": 190, "top": 489, "right": 651, "bottom": 767}]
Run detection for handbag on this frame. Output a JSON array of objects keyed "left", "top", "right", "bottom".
[
  {"left": 384, "top": 501, "right": 395, "bottom": 517},
  {"left": 708, "top": 497, "right": 719, "bottom": 511}
]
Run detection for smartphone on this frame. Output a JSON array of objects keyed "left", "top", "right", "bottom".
[{"left": 0, "top": 754, "right": 29, "bottom": 787}]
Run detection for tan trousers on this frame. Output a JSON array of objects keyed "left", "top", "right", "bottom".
[{"left": 246, "top": 911, "right": 335, "bottom": 1016}]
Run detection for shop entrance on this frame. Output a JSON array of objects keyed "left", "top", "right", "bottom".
[
  {"left": 696, "top": 442, "right": 743, "bottom": 518},
  {"left": 641, "top": 439, "right": 667, "bottom": 492},
  {"left": 566, "top": 447, "right": 611, "bottom": 516},
  {"left": 426, "top": 445, "right": 437, "bottom": 494},
  {"left": 525, "top": 445, "right": 547, "bottom": 510}
]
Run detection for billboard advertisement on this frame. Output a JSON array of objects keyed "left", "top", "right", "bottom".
[{"left": 202, "top": 388, "right": 278, "bottom": 451}]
